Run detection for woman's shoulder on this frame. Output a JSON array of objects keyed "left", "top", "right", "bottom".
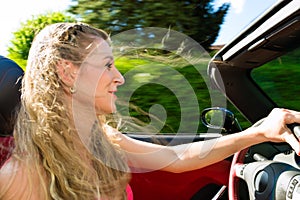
[
  {"left": 0, "top": 157, "right": 22, "bottom": 183},
  {"left": 0, "top": 158, "right": 42, "bottom": 199},
  {"left": 0, "top": 158, "right": 26, "bottom": 197}
]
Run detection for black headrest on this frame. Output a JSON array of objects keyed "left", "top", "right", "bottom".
[{"left": 0, "top": 56, "right": 23, "bottom": 136}]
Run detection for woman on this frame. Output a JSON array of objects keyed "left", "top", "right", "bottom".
[{"left": 1, "top": 22, "right": 300, "bottom": 200}]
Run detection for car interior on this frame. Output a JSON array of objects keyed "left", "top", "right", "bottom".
[{"left": 208, "top": 0, "right": 300, "bottom": 199}]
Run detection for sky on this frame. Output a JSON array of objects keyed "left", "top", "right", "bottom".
[
  {"left": 213, "top": 0, "right": 278, "bottom": 44},
  {"left": 0, "top": 0, "right": 278, "bottom": 56}
]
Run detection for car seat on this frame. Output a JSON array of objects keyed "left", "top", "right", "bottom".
[{"left": 0, "top": 55, "right": 23, "bottom": 167}]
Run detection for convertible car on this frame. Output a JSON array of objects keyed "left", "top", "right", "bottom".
[
  {"left": 129, "top": 0, "right": 300, "bottom": 199},
  {"left": 0, "top": 0, "right": 299, "bottom": 199}
]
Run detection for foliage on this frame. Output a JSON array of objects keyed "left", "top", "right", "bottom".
[
  {"left": 68, "top": 0, "right": 229, "bottom": 50},
  {"left": 7, "top": 12, "right": 76, "bottom": 69}
]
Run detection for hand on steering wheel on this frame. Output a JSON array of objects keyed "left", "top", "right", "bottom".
[{"left": 229, "top": 114, "right": 300, "bottom": 200}]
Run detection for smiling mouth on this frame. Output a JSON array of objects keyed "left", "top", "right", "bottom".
[
  {"left": 108, "top": 91, "right": 117, "bottom": 98},
  {"left": 94, "top": 91, "right": 115, "bottom": 98}
]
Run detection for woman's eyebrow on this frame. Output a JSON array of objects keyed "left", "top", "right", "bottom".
[{"left": 104, "top": 56, "right": 114, "bottom": 60}]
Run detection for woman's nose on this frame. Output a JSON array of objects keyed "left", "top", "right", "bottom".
[{"left": 114, "top": 67, "right": 125, "bottom": 86}]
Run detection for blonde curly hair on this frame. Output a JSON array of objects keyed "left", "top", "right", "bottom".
[{"left": 11, "top": 22, "right": 130, "bottom": 199}]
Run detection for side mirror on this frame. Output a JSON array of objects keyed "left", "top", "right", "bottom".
[{"left": 201, "top": 107, "right": 242, "bottom": 134}]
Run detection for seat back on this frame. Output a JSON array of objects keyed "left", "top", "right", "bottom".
[{"left": 0, "top": 55, "right": 23, "bottom": 167}]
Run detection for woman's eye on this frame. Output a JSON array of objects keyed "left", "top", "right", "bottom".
[{"left": 105, "top": 62, "right": 113, "bottom": 70}]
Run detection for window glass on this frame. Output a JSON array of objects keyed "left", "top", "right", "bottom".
[{"left": 252, "top": 47, "right": 300, "bottom": 111}]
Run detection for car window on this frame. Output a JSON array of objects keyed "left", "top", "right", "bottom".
[{"left": 251, "top": 46, "right": 300, "bottom": 111}]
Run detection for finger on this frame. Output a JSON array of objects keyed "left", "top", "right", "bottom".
[
  {"left": 283, "top": 131, "right": 300, "bottom": 155},
  {"left": 275, "top": 108, "right": 300, "bottom": 118},
  {"left": 281, "top": 108, "right": 300, "bottom": 114},
  {"left": 286, "top": 114, "right": 300, "bottom": 122}
]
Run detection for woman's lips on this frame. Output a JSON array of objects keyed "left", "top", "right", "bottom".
[{"left": 108, "top": 91, "right": 117, "bottom": 99}]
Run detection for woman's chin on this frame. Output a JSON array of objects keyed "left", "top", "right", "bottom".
[{"left": 96, "top": 106, "right": 116, "bottom": 115}]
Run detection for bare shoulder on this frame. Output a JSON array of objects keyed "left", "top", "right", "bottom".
[
  {"left": 0, "top": 158, "right": 23, "bottom": 188},
  {"left": 0, "top": 158, "right": 43, "bottom": 199}
]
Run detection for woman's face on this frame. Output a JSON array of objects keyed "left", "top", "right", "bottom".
[{"left": 73, "top": 38, "right": 124, "bottom": 114}]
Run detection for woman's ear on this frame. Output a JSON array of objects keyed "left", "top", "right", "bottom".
[{"left": 56, "top": 60, "right": 77, "bottom": 87}]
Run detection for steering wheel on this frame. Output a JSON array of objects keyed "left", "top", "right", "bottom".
[
  {"left": 228, "top": 119, "right": 300, "bottom": 200},
  {"left": 229, "top": 118, "right": 264, "bottom": 200},
  {"left": 228, "top": 145, "right": 249, "bottom": 199}
]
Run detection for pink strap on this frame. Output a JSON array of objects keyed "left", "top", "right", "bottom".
[{"left": 126, "top": 184, "right": 134, "bottom": 200}]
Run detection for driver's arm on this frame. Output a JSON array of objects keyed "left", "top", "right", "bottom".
[
  {"left": 117, "top": 127, "right": 261, "bottom": 173},
  {"left": 113, "top": 108, "right": 300, "bottom": 173}
]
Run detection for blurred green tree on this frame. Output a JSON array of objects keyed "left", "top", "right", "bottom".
[
  {"left": 7, "top": 12, "right": 76, "bottom": 69},
  {"left": 68, "top": 0, "right": 229, "bottom": 50}
]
